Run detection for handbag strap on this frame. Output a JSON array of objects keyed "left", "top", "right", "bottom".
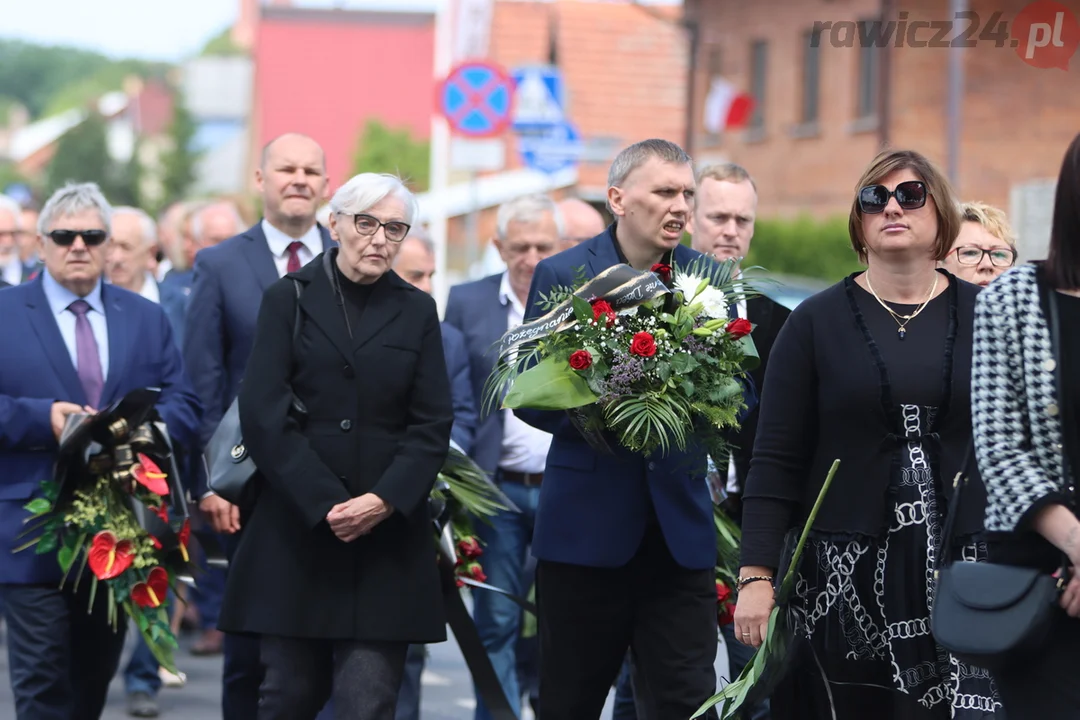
[{"left": 938, "top": 277, "right": 1073, "bottom": 571}]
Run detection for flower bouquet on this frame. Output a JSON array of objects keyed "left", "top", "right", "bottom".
[
  {"left": 484, "top": 257, "right": 760, "bottom": 462},
  {"left": 16, "top": 388, "right": 196, "bottom": 674}
]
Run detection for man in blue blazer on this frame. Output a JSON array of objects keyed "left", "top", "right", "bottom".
[
  {"left": 182, "top": 132, "right": 335, "bottom": 719},
  {"left": 0, "top": 182, "right": 200, "bottom": 720},
  {"left": 519, "top": 140, "right": 757, "bottom": 720}
]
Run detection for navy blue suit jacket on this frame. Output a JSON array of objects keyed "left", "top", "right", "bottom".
[
  {"left": 441, "top": 321, "right": 479, "bottom": 455},
  {"left": 443, "top": 273, "right": 510, "bottom": 475},
  {"left": 183, "top": 221, "right": 335, "bottom": 496},
  {"left": 159, "top": 279, "right": 188, "bottom": 349},
  {"left": 0, "top": 277, "right": 201, "bottom": 584},
  {"left": 519, "top": 228, "right": 757, "bottom": 571}
]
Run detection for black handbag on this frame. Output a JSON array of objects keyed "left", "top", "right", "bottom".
[
  {"left": 204, "top": 278, "right": 308, "bottom": 505},
  {"left": 931, "top": 280, "right": 1072, "bottom": 672}
]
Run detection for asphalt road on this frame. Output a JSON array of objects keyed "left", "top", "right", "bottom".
[{"left": 0, "top": 619, "right": 730, "bottom": 718}]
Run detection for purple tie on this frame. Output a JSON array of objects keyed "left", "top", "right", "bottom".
[{"left": 68, "top": 300, "right": 104, "bottom": 409}]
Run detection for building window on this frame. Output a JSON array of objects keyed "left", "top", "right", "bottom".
[
  {"left": 749, "top": 40, "right": 767, "bottom": 129},
  {"left": 801, "top": 29, "right": 821, "bottom": 124},
  {"left": 856, "top": 20, "right": 880, "bottom": 119}
]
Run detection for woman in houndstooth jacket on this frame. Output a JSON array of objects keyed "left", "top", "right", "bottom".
[{"left": 971, "top": 132, "right": 1080, "bottom": 718}]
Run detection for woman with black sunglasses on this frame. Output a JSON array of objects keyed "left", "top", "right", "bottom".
[
  {"left": 732, "top": 148, "right": 999, "bottom": 718},
  {"left": 970, "top": 133, "right": 1080, "bottom": 718}
]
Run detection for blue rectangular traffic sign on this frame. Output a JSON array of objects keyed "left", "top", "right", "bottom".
[{"left": 511, "top": 65, "right": 566, "bottom": 132}]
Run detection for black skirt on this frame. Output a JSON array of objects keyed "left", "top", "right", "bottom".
[{"left": 993, "top": 607, "right": 1080, "bottom": 719}]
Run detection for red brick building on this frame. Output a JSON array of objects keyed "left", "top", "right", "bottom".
[{"left": 684, "top": 0, "right": 1080, "bottom": 228}]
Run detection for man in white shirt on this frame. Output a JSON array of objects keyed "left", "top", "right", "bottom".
[{"left": 443, "top": 194, "right": 564, "bottom": 720}]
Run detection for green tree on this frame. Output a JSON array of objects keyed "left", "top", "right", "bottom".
[
  {"left": 200, "top": 27, "right": 246, "bottom": 57},
  {"left": 745, "top": 214, "right": 865, "bottom": 282},
  {"left": 158, "top": 97, "right": 201, "bottom": 209},
  {"left": 44, "top": 111, "right": 141, "bottom": 206},
  {"left": 351, "top": 119, "right": 430, "bottom": 192}
]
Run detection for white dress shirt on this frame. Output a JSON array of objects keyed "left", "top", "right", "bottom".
[
  {"left": 1, "top": 258, "right": 20, "bottom": 286},
  {"left": 725, "top": 294, "right": 749, "bottom": 494},
  {"left": 137, "top": 272, "right": 160, "bottom": 304},
  {"left": 42, "top": 269, "right": 109, "bottom": 379},
  {"left": 498, "top": 272, "right": 553, "bottom": 474},
  {"left": 262, "top": 219, "right": 323, "bottom": 278}
]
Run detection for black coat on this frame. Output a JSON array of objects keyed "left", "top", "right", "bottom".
[{"left": 218, "top": 251, "right": 454, "bottom": 643}]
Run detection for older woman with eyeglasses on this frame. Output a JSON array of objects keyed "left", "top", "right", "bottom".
[
  {"left": 940, "top": 201, "right": 1018, "bottom": 287},
  {"left": 733, "top": 149, "right": 1000, "bottom": 718},
  {"left": 218, "top": 173, "right": 454, "bottom": 719}
]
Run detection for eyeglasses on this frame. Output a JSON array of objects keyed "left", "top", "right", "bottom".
[
  {"left": 858, "top": 181, "right": 928, "bottom": 214},
  {"left": 351, "top": 214, "right": 410, "bottom": 243},
  {"left": 47, "top": 229, "right": 108, "bottom": 247},
  {"left": 953, "top": 245, "right": 1016, "bottom": 268}
]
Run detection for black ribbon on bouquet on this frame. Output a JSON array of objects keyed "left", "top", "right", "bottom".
[{"left": 496, "top": 263, "right": 671, "bottom": 357}]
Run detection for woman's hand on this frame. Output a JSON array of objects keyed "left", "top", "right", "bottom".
[
  {"left": 326, "top": 494, "right": 394, "bottom": 542},
  {"left": 1058, "top": 567, "right": 1080, "bottom": 617},
  {"left": 733, "top": 578, "right": 775, "bottom": 649}
]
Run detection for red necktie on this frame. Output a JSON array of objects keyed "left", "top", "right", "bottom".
[{"left": 286, "top": 241, "right": 304, "bottom": 274}]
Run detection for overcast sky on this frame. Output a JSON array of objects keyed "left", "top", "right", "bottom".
[{"left": 3, "top": 0, "right": 681, "bottom": 62}]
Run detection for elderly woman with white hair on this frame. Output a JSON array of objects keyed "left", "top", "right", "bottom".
[{"left": 218, "top": 173, "right": 454, "bottom": 719}]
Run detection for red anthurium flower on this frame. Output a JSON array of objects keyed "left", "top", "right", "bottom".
[
  {"left": 131, "top": 454, "right": 169, "bottom": 496},
  {"left": 88, "top": 531, "right": 134, "bottom": 580},
  {"left": 131, "top": 567, "right": 169, "bottom": 608},
  {"left": 590, "top": 299, "right": 616, "bottom": 327},
  {"left": 178, "top": 519, "right": 191, "bottom": 563}
]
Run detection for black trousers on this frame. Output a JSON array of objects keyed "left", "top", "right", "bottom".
[
  {"left": 2, "top": 581, "right": 127, "bottom": 720},
  {"left": 536, "top": 523, "right": 719, "bottom": 720},
  {"left": 994, "top": 607, "right": 1080, "bottom": 720},
  {"left": 259, "top": 635, "right": 409, "bottom": 720},
  {"left": 222, "top": 526, "right": 263, "bottom": 720}
]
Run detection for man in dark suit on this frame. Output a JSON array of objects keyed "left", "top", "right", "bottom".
[
  {"left": 0, "top": 182, "right": 200, "bottom": 720},
  {"left": 183, "top": 132, "right": 334, "bottom": 719},
  {"left": 444, "top": 194, "right": 563, "bottom": 720},
  {"left": 689, "top": 162, "right": 789, "bottom": 720},
  {"left": 518, "top": 139, "right": 757, "bottom": 720}
]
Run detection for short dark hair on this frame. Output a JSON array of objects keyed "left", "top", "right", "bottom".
[{"left": 1045, "top": 132, "right": 1080, "bottom": 290}]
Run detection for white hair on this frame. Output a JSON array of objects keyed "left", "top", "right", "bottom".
[
  {"left": 496, "top": 193, "right": 565, "bottom": 240},
  {"left": 0, "top": 193, "right": 23, "bottom": 229},
  {"left": 112, "top": 206, "right": 158, "bottom": 247},
  {"left": 38, "top": 182, "right": 112, "bottom": 235},
  {"left": 191, "top": 201, "right": 245, "bottom": 242},
  {"left": 329, "top": 173, "right": 418, "bottom": 226}
]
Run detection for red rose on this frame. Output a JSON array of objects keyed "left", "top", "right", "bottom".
[
  {"left": 651, "top": 263, "right": 672, "bottom": 284},
  {"left": 466, "top": 562, "right": 488, "bottom": 583},
  {"left": 457, "top": 537, "right": 483, "bottom": 559},
  {"left": 726, "top": 318, "right": 753, "bottom": 339},
  {"left": 716, "top": 581, "right": 732, "bottom": 605},
  {"left": 569, "top": 350, "right": 593, "bottom": 371},
  {"left": 591, "top": 299, "right": 616, "bottom": 327},
  {"left": 629, "top": 331, "right": 657, "bottom": 358},
  {"left": 456, "top": 578, "right": 465, "bottom": 588},
  {"left": 718, "top": 603, "right": 736, "bottom": 626}
]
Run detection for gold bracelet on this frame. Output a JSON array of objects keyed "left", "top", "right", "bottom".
[{"left": 737, "top": 575, "right": 773, "bottom": 590}]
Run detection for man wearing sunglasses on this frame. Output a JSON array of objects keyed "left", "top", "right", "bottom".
[{"left": 0, "top": 182, "right": 200, "bottom": 720}]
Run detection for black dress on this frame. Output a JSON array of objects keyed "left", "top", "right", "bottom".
[
  {"left": 742, "top": 273, "right": 1000, "bottom": 719},
  {"left": 991, "top": 290, "right": 1080, "bottom": 719}
]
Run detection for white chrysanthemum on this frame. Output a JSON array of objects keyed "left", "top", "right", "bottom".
[
  {"left": 673, "top": 273, "right": 707, "bottom": 303},
  {"left": 698, "top": 286, "right": 728, "bottom": 319}
]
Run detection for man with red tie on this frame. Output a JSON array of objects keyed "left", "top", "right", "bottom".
[{"left": 182, "top": 132, "right": 336, "bottom": 719}]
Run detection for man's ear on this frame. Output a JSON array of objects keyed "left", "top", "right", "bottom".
[{"left": 607, "top": 186, "right": 626, "bottom": 218}]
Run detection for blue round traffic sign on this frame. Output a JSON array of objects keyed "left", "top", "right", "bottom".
[
  {"left": 518, "top": 121, "right": 583, "bottom": 174},
  {"left": 437, "top": 61, "right": 514, "bottom": 138}
]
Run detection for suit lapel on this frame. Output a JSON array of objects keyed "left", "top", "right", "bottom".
[
  {"left": 25, "top": 282, "right": 86, "bottom": 405},
  {"left": 100, "top": 286, "right": 129, "bottom": 406},
  {"left": 298, "top": 268, "right": 355, "bottom": 365},
  {"left": 241, "top": 226, "right": 280, "bottom": 293},
  {"left": 352, "top": 274, "right": 402, "bottom": 351},
  {"left": 587, "top": 227, "right": 621, "bottom": 278}
]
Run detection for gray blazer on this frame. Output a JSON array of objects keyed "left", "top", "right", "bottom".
[{"left": 972, "top": 263, "right": 1073, "bottom": 534}]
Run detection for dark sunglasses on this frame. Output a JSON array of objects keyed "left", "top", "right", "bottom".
[
  {"left": 858, "top": 180, "right": 928, "bottom": 214},
  {"left": 47, "top": 229, "right": 108, "bottom": 247}
]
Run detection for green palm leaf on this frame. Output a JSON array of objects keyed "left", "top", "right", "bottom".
[{"left": 693, "top": 459, "right": 840, "bottom": 719}]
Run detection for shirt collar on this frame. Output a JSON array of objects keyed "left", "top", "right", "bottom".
[
  {"left": 498, "top": 271, "right": 525, "bottom": 315},
  {"left": 42, "top": 268, "right": 105, "bottom": 316},
  {"left": 262, "top": 219, "right": 323, "bottom": 260},
  {"left": 138, "top": 273, "right": 160, "bottom": 304}
]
